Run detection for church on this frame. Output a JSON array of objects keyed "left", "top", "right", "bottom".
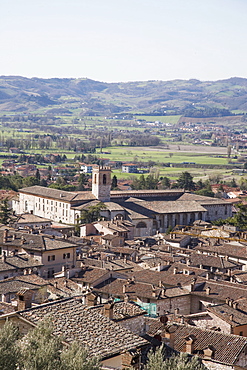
[{"left": 12, "top": 166, "right": 232, "bottom": 238}]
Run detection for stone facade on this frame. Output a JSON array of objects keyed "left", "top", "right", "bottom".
[{"left": 92, "top": 166, "right": 111, "bottom": 202}]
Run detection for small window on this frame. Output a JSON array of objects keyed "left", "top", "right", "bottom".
[{"left": 103, "top": 174, "right": 107, "bottom": 185}]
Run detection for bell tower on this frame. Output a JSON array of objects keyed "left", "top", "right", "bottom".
[{"left": 92, "top": 166, "right": 111, "bottom": 202}]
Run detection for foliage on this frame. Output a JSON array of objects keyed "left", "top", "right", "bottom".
[
  {"left": 0, "top": 321, "right": 20, "bottom": 370},
  {"left": 80, "top": 202, "right": 106, "bottom": 224},
  {"left": 20, "top": 319, "right": 63, "bottom": 370},
  {"left": 111, "top": 175, "right": 118, "bottom": 190},
  {"left": 77, "top": 173, "right": 88, "bottom": 191},
  {"left": 160, "top": 177, "right": 171, "bottom": 189},
  {"left": 163, "top": 353, "right": 207, "bottom": 369},
  {"left": 213, "top": 203, "right": 247, "bottom": 230},
  {"left": 177, "top": 172, "right": 195, "bottom": 190},
  {"left": 194, "top": 189, "right": 214, "bottom": 197},
  {"left": 145, "top": 345, "right": 206, "bottom": 370},
  {"left": 132, "top": 174, "right": 159, "bottom": 190},
  {"left": 0, "top": 198, "right": 15, "bottom": 225},
  {"left": 60, "top": 341, "right": 100, "bottom": 370},
  {"left": 0, "top": 319, "right": 101, "bottom": 370}
]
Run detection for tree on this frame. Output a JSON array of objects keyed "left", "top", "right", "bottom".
[
  {"left": 111, "top": 175, "right": 118, "bottom": 190},
  {"left": 20, "top": 319, "right": 63, "bottom": 370},
  {"left": 177, "top": 172, "right": 195, "bottom": 190},
  {"left": 160, "top": 177, "right": 171, "bottom": 189},
  {"left": 227, "top": 145, "right": 232, "bottom": 158},
  {"left": 80, "top": 202, "right": 106, "bottom": 224},
  {"left": 145, "top": 345, "right": 206, "bottom": 370},
  {"left": 145, "top": 344, "right": 166, "bottom": 370},
  {"left": 35, "top": 169, "right": 41, "bottom": 182},
  {"left": 163, "top": 353, "right": 206, "bottom": 369},
  {"left": 20, "top": 319, "right": 101, "bottom": 370},
  {"left": 60, "top": 341, "right": 100, "bottom": 370},
  {"left": 0, "top": 321, "right": 20, "bottom": 370},
  {"left": 77, "top": 173, "right": 87, "bottom": 191},
  {"left": 0, "top": 198, "right": 15, "bottom": 225}
]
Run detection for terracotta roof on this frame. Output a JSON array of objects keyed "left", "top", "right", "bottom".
[
  {"left": 207, "top": 304, "right": 247, "bottom": 327},
  {"left": 19, "top": 186, "right": 95, "bottom": 203},
  {"left": 195, "top": 241, "right": 247, "bottom": 260},
  {"left": 72, "top": 266, "right": 109, "bottom": 284},
  {"left": 18, "top": 297, "right": 148, "bottom": 359},
  {"left": 178, "top": 192, "right": 230, "bottom": 205},
  {"left": 0, "top": 278, "right": 43, "bottom": 295},
  {"left": 94, "top": 277, "right": 190, "bottom": 301},
  {"left": 15, "top": 213, "right": 51, "bottom": 224},
  {"left": 0, "top": 230, "right": 77, "bottom": 252},
  {"left": 165, "top": 322, "right": 247, "bottom": 366}
]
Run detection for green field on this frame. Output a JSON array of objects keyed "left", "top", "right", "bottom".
[{"left": 97, "top": 146, "right": 230, "bottom": 165}]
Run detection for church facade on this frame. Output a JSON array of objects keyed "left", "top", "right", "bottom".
[{"left": 12, "top": 166, "right": 232, "bottom": 237}]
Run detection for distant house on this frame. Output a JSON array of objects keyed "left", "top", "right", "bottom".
[
  {"left": 122, "top": 163, "right": 138, "bottom": 173},
  {"left": 80, "top": 164, "right": 97, "bottom": 174}
]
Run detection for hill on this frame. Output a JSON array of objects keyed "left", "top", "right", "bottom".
[{"left": 1, "top": 76, "right": 247, "bottom": 115}]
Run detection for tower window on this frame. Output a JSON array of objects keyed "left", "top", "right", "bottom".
[{"left": 103, "top": 174, "right": 107, "bottom": 185}]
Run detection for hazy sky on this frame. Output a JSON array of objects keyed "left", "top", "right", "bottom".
[{"left": 1, "top": 0, "right": 246, "bottom": 82}]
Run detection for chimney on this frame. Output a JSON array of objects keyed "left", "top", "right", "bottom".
[
  {"left": 152, "top": 285, "right": 156, "bottom": 298},
  {"left": 206, "top": 286, "right": 211, "bottom": 295},
  {"left": 165, "top": 325, "right": 177, "bottom": 348},
  {"left": 174, "top": 308, "right": 179, "bottom": 315},
  {"left": 185, "top": 335, "right": 195, "bottom": 354},
  {"left": 124, "top": 294, "right": 129, "bottom": 303},
  {"left": 123, "top": 284, "right": 126, "bottom": 294},
  {"left": 1, "top": 251, "right": 6, "bottom": 263},
  {"left": 230, "top": 314, "right": 234, "bottom": 321},
  {"left": 173, "top": 267, "right": 178, "bottom": 274},
  {"left": 161, "top": 288, "right": 166, "bottom": 297},
  {"left": 85, "top": 291, "right": 97, "bottom": 307},
  {"left": 17, "top": 289, "right": 33, "bottom": 311},
  {"left": 3, "top": 229, "right": 8, "bottom": 243},
  {"left": 54, "top": 281, "right": 58, "bottom": 289},
  {"left": 104, "top": 302, "right": 114, "bottom": 320},
  {"left": 12, "top": 234, "right": 16, "bottom": 241},
  {"left": 233, "top": 302, "right": 238, "bottom": 309}
]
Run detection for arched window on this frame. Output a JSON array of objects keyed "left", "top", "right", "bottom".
[
  {"left": 136, "top": 221, "right": 147, "bottom": 228},
  {"left": 115, "top": 214, "right": 124, "bottom": 220},
  {"left": 103, "top": 174, "right": 107, "bottom": 185},
  {"left": 94, "top": 174, "right": 97, "bottom": 184}
]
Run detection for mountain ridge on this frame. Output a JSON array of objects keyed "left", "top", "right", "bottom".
[{"left": 0, "top": 76, "right": 247, "bottom": 115}]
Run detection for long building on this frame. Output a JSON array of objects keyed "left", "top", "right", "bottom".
[{"left": 12, "top": 166, "right": 232, "bottom": 237}]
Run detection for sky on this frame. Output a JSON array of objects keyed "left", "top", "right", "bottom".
[{"left": 1, "top": 0, "right": 247, "bottom": 83}]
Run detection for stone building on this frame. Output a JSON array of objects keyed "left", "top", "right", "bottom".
[{"left": 12, "top": 166, "right": 232, "bottom": 237}]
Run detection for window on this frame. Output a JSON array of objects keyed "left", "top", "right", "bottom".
[
  {"left": 63, "top": 253, "right": 71, "bottom": 259},
  {"left": 48, "top": 255, "right": 55, "bottom": 261},
  {"left": 103, "top": 174, "right": 107, "bottom": 185},
  {"left": 136, "top": 221, "right": 147, "bottom": 228}
]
